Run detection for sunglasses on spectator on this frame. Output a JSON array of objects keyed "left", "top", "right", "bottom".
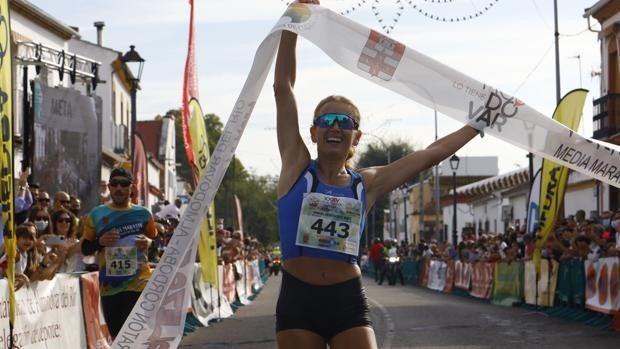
[
  {"left": 109, "top": 179, "right": 132, "bottom": 187},
  {"left": 313, "top": 113, "right": 359, "bottom": 130},
  {"left": 35, "top": 216, "right": 49, "bottom": 222},
  {"left": 39, "top": 198, "right": 50, "bottom": 202},
  {"left": 60, "top": 200, "right": 71, "bottom": 204},
  {"left": 57, "top": 217, "right": 72, "bottom": 224}
]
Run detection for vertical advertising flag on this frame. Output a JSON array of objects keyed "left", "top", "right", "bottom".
[
  {"left": 132, "top": 133, "right": 149, "bottom": 206},
  {"left": 234, "top": 194, "right": 244, "bottom": 239},
  {"left": 526, "top": 167, "right": 542, "bottom": 236},
  {"left": 181, "top": 0, "right": 218, "bottom": 287},
  {"left": 533, "top": 89, "right": 587, "bottom": 271},
  {"left": 0, "top": 0, "right": 16, "bottom": 339},
  {"left": 181, "top": 0, "right": 197, "bottom": 166},
  {"left": 189, "top": 98, "right": 218, "bottom": 287}
]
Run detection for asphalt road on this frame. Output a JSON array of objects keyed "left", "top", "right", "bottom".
[{"left": 180, "top": 273, "right": 619, "bottom": 349}]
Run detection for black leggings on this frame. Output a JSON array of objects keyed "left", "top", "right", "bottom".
[
  {"left": 276, "top": 269, "right": 372, "bottom": 341},
  {"left": 101, "top": 291, "right": 141, "bottom": 337}
]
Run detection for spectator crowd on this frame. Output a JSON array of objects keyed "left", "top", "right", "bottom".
[
  {"left": 364, "top": 208, "right": 620, "bottom": 273},
  {"left": 0, "top": 167, "right": 268, "bottom": 286}
]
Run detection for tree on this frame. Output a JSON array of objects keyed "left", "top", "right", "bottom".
[{"left": 354, "top": 139, "right": 414, "bottom": 245}]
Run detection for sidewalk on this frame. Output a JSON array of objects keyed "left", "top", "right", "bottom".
[{"left": 179, "top": 273, "right": 281, "bottom": 349}]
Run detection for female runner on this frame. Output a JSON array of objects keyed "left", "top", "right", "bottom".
[{"left": 274, "top": 1, "right": 481, "bottom": 347}]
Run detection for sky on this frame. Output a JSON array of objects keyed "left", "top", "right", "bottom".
[{"left": 28, "top": 0, "right": 604, "bottom": 177}]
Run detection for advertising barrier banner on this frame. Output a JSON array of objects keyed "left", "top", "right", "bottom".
[
  {"left": 470, "top": 262, "right": 494, "bottom": 299},
  {"left": 0, "top": 274, "right": 85, "bottom": 348},
  {"left": 80, "top": 272, "right": 112, "bottom": 349},
  {"left": 492, "top": 261, "right": 524, "bottom": 306},
  {"left": 443, "top": 260, "right": 455, "bottom": 294},
  {"left": 585, "top": 257, "right": 619, "bottom": 314},
  {"left": 524, "top": 259, "right": 559, "bottom": 306},
  {"left": 454, "top": 261, "right": 472, "bottom": 291}
]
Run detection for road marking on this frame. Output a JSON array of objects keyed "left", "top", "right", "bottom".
[{"left": 367, "top": 296, "right": 394, "bottom": 349}]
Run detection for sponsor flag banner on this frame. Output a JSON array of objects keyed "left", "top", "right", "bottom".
[
  {"left": 182, "top": 0, "right": 218, "bottom": 287},
  {"left": 188, "top": 98, "right": 219, "bottom": 287},
  {"left": 181, "top": 0, "right": 198, "bottom": 166},
  {"left": 0, "top": 0, "right": 16, "bottom": 339},
  {"left": 585, "top": 257, "right": 619, "bottom": 314},
  {"left": 534, "top": 89, "right": 587, "bottom": 272},
  {"left": 115, "top": 5, "right": 620, "bottom": 346},
  {"left": 132, "top": 134, "right": 149, "bottom": 206},
  {"left": 234, "top": 194, "right": 244, "bottom": 238},
  {"left": 526, "top": 167, "right": 542, "bottom": 235}
]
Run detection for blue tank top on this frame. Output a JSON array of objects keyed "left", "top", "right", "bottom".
[{"left": 278, "top": 160, "right": 367, "bottom": 264}]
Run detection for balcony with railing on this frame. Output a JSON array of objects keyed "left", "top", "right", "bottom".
[{"left": 593, "top": 93, "right": 620, "bottom": 140}]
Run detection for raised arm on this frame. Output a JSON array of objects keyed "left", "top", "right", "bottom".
[
  {"left": 274, "top": 29, "right": 310, "bottom": 197},
  {"left": 362, "top": 125, "right": 479, "bottom": 208}
]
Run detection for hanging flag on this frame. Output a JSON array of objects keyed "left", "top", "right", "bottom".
[
  {"left": 533, "top": 89, "right": 588, "bottom": 272},
  {"left": 0, "top": 0, "right": 16, "bottom": 343},
  {"left": 181, "top": 0, "right": 198, "bottom": 167},
  {"left": 132, "top": 133, "right": 149, "bottom": 206},
  {"left": 189, "top": 98, "right": 218, "bottom": 287},
  {"left": 234, "top": 194, "right": 244, "bottom": 239}
]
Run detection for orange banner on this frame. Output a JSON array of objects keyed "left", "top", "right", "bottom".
[
  {"left": 469, "top": 262, "right": 494, "bottom": 299},
  {"left": 443, "top": 260, "right": 455, "bottom": 294},
  {"left": 81, "top": 272, "right": 112, "bottom": 349}
]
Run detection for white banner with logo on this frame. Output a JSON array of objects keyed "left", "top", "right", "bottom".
[
  {"left": 0, "top": 274, "right": 85, "bottom": 348},
  {"left": 427, "top": 260, "right": 446, "bottom": 291},
  {"left": 115, "top": 4, "right": 620, "bottom": 347},
  {"left": 585, "top": 257, "right": 620, "bottom": 314}
]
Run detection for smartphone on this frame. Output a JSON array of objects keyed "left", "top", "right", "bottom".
[{"left": 47, "top": 235, "right": 66, "bottom": 246}]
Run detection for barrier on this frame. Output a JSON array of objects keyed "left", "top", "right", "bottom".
[
  {"left": 0, "top": 259, "right": 270, "bottom": 347},
  {"left": 585, "top": 257, "right": 619, "bottom": 315},
  {"left": 454, "top": 261, "right": 472, "bottom": 291},
  {"left": 470, "top": 262, "right": 494, "bottom": 300},
  {"left": 0, "top": 274, "right": 86, "bottom": 348},
  {"left": 399, "top": 260, "right": 419, "bottom": 286},
  {"left": 427, "top": 260, "right": 447, "bottom": 291},
  {"left": 491, "top": 261, "right": 524, "bottom": 306},
  {"left": 556, "top": 258, "right": 586, "bottom": 306},
  {"left": 524, "top": 259, "right": 559, "bottom": 307},
  {"left": 80, "top": 272, "right": 112, "bottom": 349},
  {"left": 363, "top": 256, "right": 616, "bottom": 330}
]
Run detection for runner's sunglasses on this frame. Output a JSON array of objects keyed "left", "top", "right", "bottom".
[{"left": 313, "top": 113, "right": 359, "bottom": 130}]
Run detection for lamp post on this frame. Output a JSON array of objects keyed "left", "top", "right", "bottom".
[
  {"left": 449, "top": 154, "right": 460, "bottom": 246},
  {"left": 364, "top": 132, "right": 391, "bottom": 239},
  {"left": 121, "top": 45, "right": 144, "bottom": 159},
  {"left": 401, "top": 185, "right": 408, "bottom": 244}
]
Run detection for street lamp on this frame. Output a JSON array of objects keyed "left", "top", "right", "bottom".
[
  {"left": 363, "top": 132, "right": 392, "bottom": 239},
  {"left": 400, "top": 185, "right": 408, "bottom": 244},
  {"left": 121, "top": 45, "right": 145, "bottom": 158},
  {"left": 449, "top": 154, "right": 460, "bottom": 246}
]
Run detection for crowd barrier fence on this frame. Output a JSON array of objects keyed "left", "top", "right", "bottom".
[
  {"left": 365, "top": 257, "right": 619, "bottom": 331},
  {"left": 0, "top": 259, "right": 269, "bottom": 348}
]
